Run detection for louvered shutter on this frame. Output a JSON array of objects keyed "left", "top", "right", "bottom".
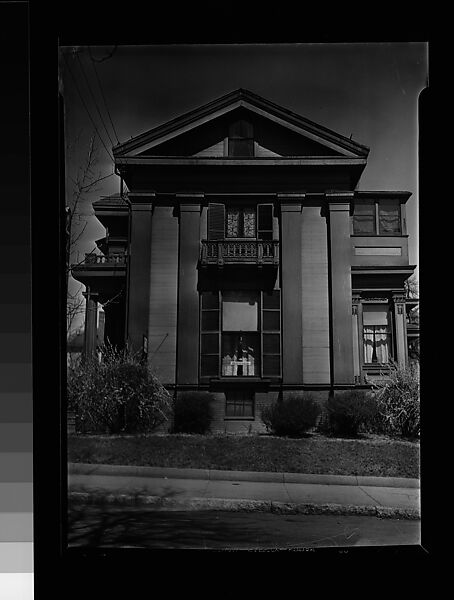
[
  {"left": 200, "top": 291, "right": 220, "bottom": 377},
  {"left": 257, "top": 204, "right": 273, "bottom": 240},
  {"left": 261, "top": 290, "right": 281, "bottom": 377},
  {"left": 207, "top": 203, "right": 225, "bottom": 240}
]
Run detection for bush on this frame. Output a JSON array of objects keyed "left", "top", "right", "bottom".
[
  {"left": 369, "top": 360, "right": 420, "bottom": 438},
  {"left": 67, "top": 344, "right": 172, "bottom": 434},
  {"left": 320, "top": 390, "right": 378, "bottom": 437},
  {"left": 261, "top": 394, "right": 321, "bottom": 437},
  {"left": 172, "top": 392, "right": 214, "bottom": 434}
]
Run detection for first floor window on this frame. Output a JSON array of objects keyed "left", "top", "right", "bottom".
[
  {"left": 362, "top": 304, "right": 392, "bottom": 364},
  {"left": 200, "top": 289, "right": 281, "bottom": 378},
  {"left": 225, "top": 390, "right": 254, "bottom": 417}
]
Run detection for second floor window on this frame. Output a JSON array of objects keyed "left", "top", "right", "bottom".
[
  {"left": 353, "top": 200, "right": 401, "bottom": 235},
  {"left": 208, "top": 203, "right": 274, "bottom": 240},
  {"left": 226, "top": 207, "right": 256, "bottom": 238}
]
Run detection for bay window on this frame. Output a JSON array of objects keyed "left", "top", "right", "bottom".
[{"left": 353, "top": 200, "right": 401, "bottom": 235}]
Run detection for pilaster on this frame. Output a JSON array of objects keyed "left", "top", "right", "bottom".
[
  {"left": 176, "top": 194, "right": 203, "bottom": 385},
  {"left": 279, "top": 193, "right": 304, "bottom": 384},
  {"left": 82, "top": 288, "right": 98, "bottom": 358},
  {"left": 326, "top": 191, "right": 355, "bottom": 384},
  {"left": 392, "top": 292, "right": 408, "bottom": 367},
  {"left": 127, "top": 196, "right": 154, "bottom": 353}
]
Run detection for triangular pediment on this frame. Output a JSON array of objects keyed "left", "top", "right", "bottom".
[{"left": 113, "top": 89, "right": 369, "bottom": 160}]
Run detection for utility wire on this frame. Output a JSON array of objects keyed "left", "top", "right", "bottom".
[
  {"left": 62, "top": 51, "right": 114, "bottom": 162},
  {"left": 75, "top": 52, "right": 115, "bottom": 147},
  {"left": 89, "top": 47, "right": 120, "bottom": 145}
]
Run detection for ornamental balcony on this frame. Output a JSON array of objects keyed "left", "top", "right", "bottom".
[
  {"left": 83, "top": 252, "right": 128, "bottom": 265},
  {"left": 71, "top": 253, "right": 127, "bottom": 290},
  {"left": 200, "top": 240, "right": 279, "bottom": 267}
]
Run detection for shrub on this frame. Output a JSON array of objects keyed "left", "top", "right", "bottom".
[
  {"left": 320, "top": 390, "right": 378, "bottom": 437},
  {"left": 369, "top": 360, "right": 420, "bottom": 438},
  {"left": 261, "top": 394, "right": 321, "bottom": 437},
  {"left": 67, "top": 343, "right": 172, "bottom": 434},
  {"left": 173, "top": 392, "right": 214, "bottom": 434}
]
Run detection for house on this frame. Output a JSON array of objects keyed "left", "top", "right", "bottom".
[{"left": 72, "top": 88, "right": 418, "bottom": 433}]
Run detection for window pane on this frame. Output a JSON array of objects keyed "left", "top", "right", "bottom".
[
  {"left": 353, "top": 203, "right": 376, "bottom": 234},
  {"left": 222, "top": 291, "right": 258, "bottom": 331},
  {"left": 225, "top": 390, "right": 254, "bottom": 417},
  {"left": 201, "top": 311, "right": 219, "bottom": 331},
  {"left": 362, "top": 304, "right": 389, "bottom": 326},
  {"left": 201, "top": 333, "right": 218, "bottom": 354},
  {"left": 363, "top": 326, "right": 391, "bottom": 364},
  {"left": 243, "top": 209, "right": 256, "bottom": 237},
  {"left": 229, "top": 139, "right": 254, "bottom": 157},
  {"left": 262, "top": 290, "right": 280, "bottom": 309},
  {"left": 226, "top": 209, "right": 240, "bottom": 237},
  {"left": 379, "top": 203, "right": 401, "bottom": 234},
  {"left": 222, "top": 333, "right": 259, "bottom": 376},
  {"left": 263, "top": 333, "right": 280, "bottom": 354},
  {"left": 201, "top": 292, "right": 219, "bottom": 310},
  {"left": 263, "top": 310, "right": 280, "bottom": 331},
  {"left": 201, "top": 355, "right": 219, "bottom": 377},
  {"left": 263, "top": 355, "right": 281, "bottom": 376}
]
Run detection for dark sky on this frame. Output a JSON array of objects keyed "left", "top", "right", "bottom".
[{"left": 62, "top": 42, "right": 427, "bottom": 325}]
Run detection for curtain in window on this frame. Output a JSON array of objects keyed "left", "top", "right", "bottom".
[
  {"left": 363, "top": 326, "right": 390, "bottom": 363},
  {"left": 378, "top": 203, "right": 400, "bottom": 234},
  {"left": 363, "top": 326, "right": 375, "bottom": 363},
  {"left": 374, "top": 327, "right": 390, "bottom": 363},
  {"left": 222, "top": 333, "right": 257, "bottom": 376},
  {"left": 353, "top": 203, "right": 375, "bottom": 234},
  {"left": 226, "top": 209, "right": 240, "bottom": 237}
]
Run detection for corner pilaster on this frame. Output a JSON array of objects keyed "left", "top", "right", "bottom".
[{"left": 326, "top": 191, "right": 355, "bottom": 385}]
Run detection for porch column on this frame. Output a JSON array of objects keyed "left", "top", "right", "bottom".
[
  {"left": 326, "top": 192, "right": 355, "bottom": 385},
  {"left": 127, "top": 196, "right": 154, "bottom": 353},
  {"left": 352, "top": 293, "right": 362, "bottom": 383},
  {"left": 392, "top": 292, "right": 408, "bottom": 367},
  {"left": 82, "top": 288, "right": 98, "bottom": 358},
  {"left": 176, "top": 194, "right": 203, "bottom": 385},
  {"left": 279, "top": 194, "right": 303, "bottom": 384}
]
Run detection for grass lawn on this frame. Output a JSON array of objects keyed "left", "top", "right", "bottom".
[{"left": 68, "top": 432, "right": 420, "bottom": 479}]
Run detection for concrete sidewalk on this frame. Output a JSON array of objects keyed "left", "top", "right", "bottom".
[{"left": 68, "top": 463, "right": 420, "bottom": 519}]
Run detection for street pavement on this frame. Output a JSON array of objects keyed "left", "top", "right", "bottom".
[
  {"left": 67, "top": 506, "right": 421, "bottom": 550},
  {"left": 68, "top": 463, "right": 420, "bottom": 519}
]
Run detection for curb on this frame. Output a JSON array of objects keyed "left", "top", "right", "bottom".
[
  {"left": 68, "top": 463, "right": 420, "bottom": 489},
  {"left": 68, "top": 491, "right": 421, "bottom": 520}
]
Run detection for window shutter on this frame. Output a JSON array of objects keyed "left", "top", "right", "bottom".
[
  {"left": 261, "top": 290, "right": 281, "bottom": 377},
  {"left": 207, "top": 203, "right": 225, "bottom": 240},
  {"left": 200, "top": 291, "right": 220, "bottom": 377},
  {"left": 257, "top": 204, "right": 274, "bottom": 240}
]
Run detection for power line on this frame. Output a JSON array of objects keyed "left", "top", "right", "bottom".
[
  {"left": 62, "top": 51, "right": 114, "bottom": 163},
  {"left": 75, "top": 52, "right": 115, "bottom": 147},
  {"left": 88, "top": 47, "right": 120, "bottom": 145}
]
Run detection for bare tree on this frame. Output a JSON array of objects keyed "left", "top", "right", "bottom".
[{"left": 66, "top": 134, "right": 107, "bottom": 336}]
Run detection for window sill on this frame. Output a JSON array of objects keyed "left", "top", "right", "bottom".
[{"left": 351, "top": 234, "right": 408, "bottom": 238}]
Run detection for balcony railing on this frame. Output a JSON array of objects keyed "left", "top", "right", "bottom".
[
  {"left": 200, "top": 240, "right": 279, "bottom": 266},
  {"left": 82, "top": 253, "right": 127, "bottom": 265}
]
